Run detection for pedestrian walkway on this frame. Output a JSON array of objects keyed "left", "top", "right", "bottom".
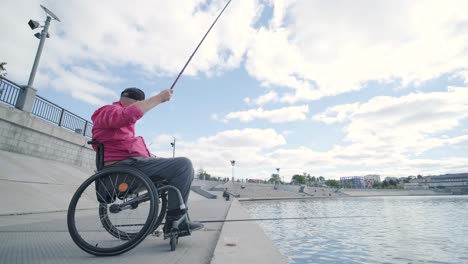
[
  {"left": 0, "top": 195, "right": 230, "bottom": 264},
  {"left": 0, "top": 150, "right": 289, "bottom": 264}
]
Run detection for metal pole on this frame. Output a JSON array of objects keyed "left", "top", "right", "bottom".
[
  {"left": 276, "top": 168, "right": 280, "bottom": 184},
  {"left": 173, "top": 137, "right": 176, "bottom": 158},
  {"left": 28, "top": 16, "right": 51, "bottom": 87},
  {"left": 171, "top": 137, "right": 176, "bottom": 158},
  {"left": 230, "top": 160, "right": 235, "bottom": 183}
]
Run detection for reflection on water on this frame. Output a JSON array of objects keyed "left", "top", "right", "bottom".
[{"left": 242, "top": 196, "right": 468, "bottom": 264}]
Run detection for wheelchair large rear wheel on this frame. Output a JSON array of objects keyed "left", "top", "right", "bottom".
[{"left": 67, "top": 166, "right": 158, "bottom": 256}]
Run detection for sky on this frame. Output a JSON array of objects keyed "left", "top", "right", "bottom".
[{"left": 1, "top": 0, "right": 468, "bottom": 182}]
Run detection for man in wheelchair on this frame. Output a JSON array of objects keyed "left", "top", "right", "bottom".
[{"left": 91, "top": 87, "right": 203, "bottom": 236}]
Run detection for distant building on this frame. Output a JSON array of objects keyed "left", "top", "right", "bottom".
[
  {"left": 404, "top": 173, "right": 468, "bottom": 194},
  {"left": 340, "top": 175, "right": 381, "bottom": 188},
  {"left": 364, "top": 175, "right": 381, "bottom": 188},
  {"left": 247, "top": 179, "right": 264, "bottom": 184},
  {"left": 340, "top": 176, "right": 364, "bottom": 188}
]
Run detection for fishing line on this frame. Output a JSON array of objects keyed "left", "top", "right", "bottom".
[
  {"left": 198, "top": 215, "right": 376, "bottom": 223},
  {"left": 170, "top": 0, "right": 232, "bottom": 90},
  {"left": 101, "top": 216, "right": 376, "bottom": 228}
]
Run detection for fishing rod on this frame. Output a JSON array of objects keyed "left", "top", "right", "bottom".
[
  {"left": 198, "top": 215, "right": 376, "bottom": 223},
  {"left": 170, "top": 0, "right": 232, "bottom": 90}
]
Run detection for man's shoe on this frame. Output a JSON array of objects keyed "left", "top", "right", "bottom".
[
  {"left": 188, "top": 221, "right": 203, "bottom": 231},
  {"left": 163, "top": 216, "right": 204, "bottom": 236}
]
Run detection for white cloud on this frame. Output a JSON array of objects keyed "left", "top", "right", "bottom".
[
  {"left": 50, "top": 69, "right": 117, "bottom": 105},
  {"left": 314, "top": 87, "right": 468, "bottom": 155},
  {"left": 456, "top": 70, "right": 468, "bottom": 84},
  {"left": 1, "top": 0, "right": 262, "bottom": 103},
  {"left": 5, "top": 0, "right": 467, "bottom": 107},
  {"left": 447, "top": 135, "right": 468, "bottom": 148},
  {"left": 244, "top": 91, "right": 279, "bottom": 105},
  {"left": 313, "top": 103, "right": 360, "bottom": 124},
  {"left": 223, "top": 104, "right": 309, "bottom": 123},
  {"left": 149, "top": 128, "right": 288, "bottom": 178},
  {"left": 195, "top": 128, "right": 286, "bottom": 149},
  {"left": 246, "top": 0, "right": 468, "bottom": 104}
]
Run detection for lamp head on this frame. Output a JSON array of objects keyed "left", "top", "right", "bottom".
[
  {"left": 34, "top": 32, "right": 50, "bottom": 39},
  {"left": 28, "top": 19, "right": 40, "bottom": 30}
]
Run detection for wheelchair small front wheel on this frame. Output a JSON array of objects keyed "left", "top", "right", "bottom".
[
  {"left": 170, "top": 234, "right": 178, "bottom": 251},
  {"left": 67, "top": 166, "right": 159, "bottom": 256}
]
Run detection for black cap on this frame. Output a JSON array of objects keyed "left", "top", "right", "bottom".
[{"left": 121, "top": 87, "right": 145, "bottom": 101}]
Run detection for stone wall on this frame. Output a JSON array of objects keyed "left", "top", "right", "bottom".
[{"left": 0, "top": 103, "right": 95, "bottom": 170}]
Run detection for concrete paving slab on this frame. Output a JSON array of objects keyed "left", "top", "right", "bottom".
[
  {"left": 211, "top": 199, "right": 288, "bottom": 264},
  {"left": 0, "top": 197, "right": 231, "bottom": 264},
  {"left": 0, "top": 150, "right": 290, "bottom": 264}
]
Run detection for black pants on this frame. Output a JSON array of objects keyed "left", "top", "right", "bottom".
[{"left": 112, "top": 156, "right": 194, "bottom": 211}]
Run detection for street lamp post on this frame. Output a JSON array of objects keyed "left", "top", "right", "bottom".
[
  {"left": 230, "top": 160, "right": 236, "bottom": 183},
  {"left": 276, "top": 168, "right": 281, "bottom": 184},
  {"left": 170, "top": 137, "right": 176, "bottom": 158},
  {"left": 17, "top": 5, "right": 60, "bottom": 112}
]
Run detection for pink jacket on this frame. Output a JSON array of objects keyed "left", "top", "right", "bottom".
[{"left": 91, "top": 101, "right": 150, "bottom": 162}]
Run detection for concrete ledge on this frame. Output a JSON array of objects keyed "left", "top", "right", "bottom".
[
  {"left": 191, "top": 186, "right": 217, "bottom": 199},
  {"left": 0, "top": 104, "right": 95, "bottom": 170},
  {"left": 211, "top": 199, "right": 288, "bottom": 264},
  {"left": 0, "top": 104, "right": 90, "bottom": 146}
]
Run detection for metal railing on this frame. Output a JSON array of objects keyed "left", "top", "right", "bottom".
[
  {"left": 32, "top": 96, "right": 93, "bottom": 137},
  {"left": 0, "top": 77, "right": 22, "bottom": 107},
  {"left": 0, "top": 77, "right": 93, "bottom": 137}
]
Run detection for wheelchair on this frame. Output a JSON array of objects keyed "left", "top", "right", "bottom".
[{"left": 67, "top": 141, "right": 193, "bottom": 256}]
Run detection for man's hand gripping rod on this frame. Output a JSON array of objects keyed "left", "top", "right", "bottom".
[{"left": 170, "top": 0, "right": 232, "bottom": 90}]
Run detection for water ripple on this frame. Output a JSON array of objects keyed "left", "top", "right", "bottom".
[{"left": 242, "top": 196, "right": 468, "bottom": 264}]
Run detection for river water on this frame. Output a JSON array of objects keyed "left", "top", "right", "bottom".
[{"left": 241, "top": 196, "right": 468, "bottom": 264}]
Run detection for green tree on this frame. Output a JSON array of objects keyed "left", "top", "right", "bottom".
[
  {"left": 291, "top": 174, "right": 306, "bottom": 184},
  {"left": 197, "top": 169, "right": 211, "bottom": 180},
  {"left": 268, "top": 173, "right": 281, "bottom": 184},
  {"left": 325, "top": 179, "right": 339, "bottom": 188},
  {"left": 303, "top": 173, "right": 311, "bottom": 186},
  {"left": 0, "top": 62, "right": 6, "bottom": 77}
]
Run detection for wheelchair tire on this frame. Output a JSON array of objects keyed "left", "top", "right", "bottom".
[
  {"left": 67, "top": 166, "right": 159, "bottom": 256},
  {"left": 151, "top": 190, "right": 167, "bottom": 233},
  {"left": 170, "top": 234, "right": 178, "bottom": 251}
]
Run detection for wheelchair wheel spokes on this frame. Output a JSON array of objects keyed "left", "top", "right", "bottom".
[
  {"left": 99, "top": 192, "right": 151, "bottom": 240},
  {"left": 67, "top": 166, "right": 158, "bottom": 256}
]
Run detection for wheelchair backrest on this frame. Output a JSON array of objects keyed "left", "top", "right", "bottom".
[{"left": 88, "top": 141, "right": 104, "bottom": 171}]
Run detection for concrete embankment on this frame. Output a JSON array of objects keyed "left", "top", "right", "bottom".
[
  {"left": 217, "top": 181, "right": 343, "bottom": 201},
  {"left": 340, "top": 188, "right": 449, "bottom": 196}
]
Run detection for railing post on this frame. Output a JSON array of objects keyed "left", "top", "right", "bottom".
[
  {"left": 83, "top": 122, "right": 88, "bottom": 136},
  {"left": 58, "top": 109, "right": 65, "bottom": 127},
  {"left": 15, "top": 85, "right": 37, "bottom": 113}
]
